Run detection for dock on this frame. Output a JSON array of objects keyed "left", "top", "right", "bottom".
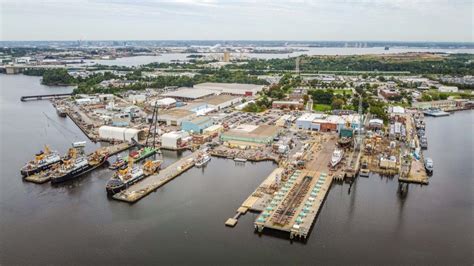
[
  {"left": 399, "top": 157, "right": 429, "bottom": 184},
  {"left": 113, "top": 151, "right": 199, "bottom": 203},
  {"left": 20, "top": 93, "right": 72, "bottom": 102},
  {"left": 254, "top": 170, "right": 332, "bottom": 240},
  {"left": 24, "top": 143, "right": 133, "bottom": 184}
]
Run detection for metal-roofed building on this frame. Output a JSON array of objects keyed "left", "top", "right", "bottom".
[
  {"left": 220, "top": 124, "right": 279, "bottom": 145},
  {"left": 194, "top": 82, "right": 265, "bottom": 96},
  {"left": 161, "top": 87, "right": 216, "bottom": 101}
]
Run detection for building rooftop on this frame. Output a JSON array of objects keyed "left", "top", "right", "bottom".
[
  {"left": 197, "top": 94, "right": 240, "bottom": 106},
  {"left": 195, "top": 82, "right": 264, "bottom": 91},
  {"left": 161, "top": 87, "right": 216, "bottom": 99},
  {"left": 158, "top": 108, "right": 194, "bottom": 119}
]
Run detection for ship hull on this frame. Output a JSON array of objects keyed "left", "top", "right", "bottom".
[
  {"left": 51, "top": 157, "right": 107, "bottom": 184},
  {"left": 106, "top": 173, "right": 147, "bottom": 195},
  {"left": 20, "top": 161, "right": 60, "bottom": 177}
]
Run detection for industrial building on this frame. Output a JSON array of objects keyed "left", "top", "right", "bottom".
[
  {"left": 194, "top": 82, "right": 264, "bottom": 96},
  {"left": 161, "top": 87, "right": 216, "bottom": 101},
  {"left": 181, "top": 116, "right": 213, "bottom": 134},
  {"left": 157, "top": 108, "right": 195, "bottom": 126},
  {"left": 296, "top": 113, "right": 361, "bottom": 132},
  {"left": 438, "top": 86, "right": 458, "bottom": 93},
  {"left": 272, "top": 100, "right": 304, "bottom": 110},
  {"left": 161, "top": 131, "right": 191, "bottom": 150},
  {"left": 196, "top": 94, "right": 242, "bottom": 110},
  {"left": 203, "top": 124, "right": 224, "bottom": 135},
  {"left": 152, "top": 97, "right": 177, "bottom": 108},
  {"left": 98, "top": 126, "right": 144, "bottom": 142},
  {"left": 220, "top": 124, "right": 279, "bottom": 146}
]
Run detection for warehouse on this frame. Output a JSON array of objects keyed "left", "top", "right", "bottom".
[
  {"left": 272, "top": 100, "right": 304, "bottom": 110},
  {"left": 197, "top": 94, "right": 242, "bottom": 110},
  {"left": 161, "top": 87, "right": 216, "bottom": 101},
  {"left": 194, "top": 82, "right": 264, "bottom": 96},
  {"left": 220, "top": 124, "right": 279, "bottom": 145},
  {"left": 98, "top": 126, "right": 145, "bottom": 142},
  {"left": 203, "top": 124, "right": 224, "bottom": 135},
  {"left": 157, "top": 108, "right": 195, "bottom": 126},
  {"left": 161, "top": 131, "right": 191, "bottom": 150},
  {"left": 152, "top": 97, "right": 176, "bottom": 108},
  {"left": 181, "top": 116, "right": 213, "bottom": 134},
  {"left": 295, "top": 113, "right": 325, "bottom": 130}
]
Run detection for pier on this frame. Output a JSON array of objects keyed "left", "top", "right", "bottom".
[
  {"left": 113, "top": 151, "right": 199, "bottom": 203},
  {"left": 20, "top": 93, "right": 73, "bottom": 102},
  {"left": 24, "top": 142, "right": 133, "bottom": 184}
]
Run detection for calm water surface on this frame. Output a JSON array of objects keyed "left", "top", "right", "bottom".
[
  {"left": 0, "top": 75, "right": 472, "bottom": 264},
  {"left": 78, "top": 47, "right": 474, "bottom": 67}
]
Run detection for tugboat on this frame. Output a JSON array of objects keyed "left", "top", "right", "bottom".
[
  {"left": 20, "top": 145, "right": 62, "bottom": 176},
  {"left": 424, "top": 157, "right": 434, "bottom": 174},
  {"left": 55, "top": 106, "right": 67, "bottom": 117},
  {"left": 50, "top": 144, "right": 108, "bottom": 184},
  {"left": 359, "top": 161, "right": 370, "bottom": 177},
  {"left": 106, "top": 159, "right": 161, "bottom": 194},
  {"left": 195, "top": 152, "right": 211, "bottom": 167},
  {"left": 330, "top": 149, "right": 344, "bottom": 167}
]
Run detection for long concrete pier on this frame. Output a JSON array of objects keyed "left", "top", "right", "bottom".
[
  {"left": 113, "top": 151, "right": 199, "bottom": 203},
  {"left": 20, "top": 93, "right": 73, "bottom": 102}
]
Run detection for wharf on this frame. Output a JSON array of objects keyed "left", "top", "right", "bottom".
[
  {"left": 113, "top": 151, "right": 199, "bottom": 203},
  {"left": 399, "top": 158, "right": 428, "bottom": 184},
  {"left": 24, "top": 143, "right": 133, "bottom": 184}
]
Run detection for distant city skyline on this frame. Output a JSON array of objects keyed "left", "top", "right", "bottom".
[{"left": 1, "top": 0, "right": 472, "bottom": 42}]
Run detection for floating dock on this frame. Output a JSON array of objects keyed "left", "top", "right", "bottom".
[
  {"left": 24, "top": 143, "right": 133, "bottom": 184},
  {"left": 113, "top": 151, "right": 199, "bottom": 203},
  {"left": 254, "top": 170, "right": 332, "bottom": 240}
]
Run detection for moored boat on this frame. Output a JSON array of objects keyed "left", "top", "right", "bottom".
[
  {"left": 195, "top": 152, "right": 211, "bottom": 167},
  {"left": 106, "top": 159, "right": 161, "bottom": 195},
  {"left": 50, "top": 147, "right": 108, "bottom": 184},
  {"left": 424, "top": 157, "right": 434, "bottom": 174},
  {"left": 20, "top": 145, "right": 62, "bottom": 176},
  {"left": 330, "top": 149, "right": 344, "bottom": 167}
]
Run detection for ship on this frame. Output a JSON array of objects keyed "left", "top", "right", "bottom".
[
  {"left": 50, "top": 147, "right": 108, "bottom": 184},
  {"left": 330, "top": 149, "right": 344, "bottom": 167},
  {"left": 337, "top": 137, "right": 352, "bottom": 147},
  {"left": 359, "top": 161, "right": 370, "bottom": 177},
  {"left": 110, "top": 147, "right": 158, "bottom": 170},
  {"left": 424, "top": 157, "right": 434, "bottom": 174},
  {"left": 195, "top": 152, "right": 211, "bottom": 167},
  {"left": 20, "top": 145, "right": 62, "bottom": 176},
  {"left": 55, "top": 106, "right": 67, "bottom": 117},
  {"left": 106, "top": 159, "right": 161, "bottom": 195},
  {"left": 420, "top": 135, "right": 428, "bottom": 149}
]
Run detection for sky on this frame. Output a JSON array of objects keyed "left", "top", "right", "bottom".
[{"left": 0, "top": 0, "right": 472, "bottom": 42}]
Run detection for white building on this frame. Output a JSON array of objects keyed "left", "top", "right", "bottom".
[
  {"left": 98, "top": 126, "right": 144, "bottom": 142},
  {"left": 161, "top": 131, "right": 190, "bottom": 150},
  {"left": 153, "top": 97, "right": 177, "bottom": 107},
  {"left": 438, "top": 86, "right": 458, "bottom": 93}
]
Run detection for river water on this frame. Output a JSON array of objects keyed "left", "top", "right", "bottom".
[
  {"left": 81, "top": 47, "right": 474, "bottom": 67},
  {"left": 0, "top": 75, "right": 472, "bottom": 264}
]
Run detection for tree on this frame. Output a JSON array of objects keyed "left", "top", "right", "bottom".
[{"left": 331, "top": 98, "right": 344, "bottom": 110}]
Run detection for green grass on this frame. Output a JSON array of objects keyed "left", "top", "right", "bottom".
[{"left": 313, "top": 104, "right": 332, "bottom": 112}]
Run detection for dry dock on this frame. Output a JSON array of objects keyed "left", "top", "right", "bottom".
[
  {"left": 113, "top": 151, "right": 199, "bottom": 203},
  {"left": 254, "top": 170, "right": 332, "bottom": 239},
  {"left": 24, "top": 143, "right": 133, "bottom": 184}
]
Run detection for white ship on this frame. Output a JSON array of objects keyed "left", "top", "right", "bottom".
[
  {"left": 330, "top": 149, "right": 344, "bottom": 167},
  {"left": 195, "top": 153, "right": 211, "bottom": 167}
]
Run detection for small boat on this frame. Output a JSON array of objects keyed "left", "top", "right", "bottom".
[
  {"left": 234, "top": 158, "right": 247, "bottom": 162},
  {"left": 330, "top": 149, "right": 344, "bottom": 167},
  {"left": 424, "top": 157, "right": 434, "bottom": 174},
  {"left": 55, "top": 106, "right": 67, "bottom": 117},
  {"left": 20, "top": 145, "right": 62, "bottom": 176},
  {"left": 106, "top": 159, "right": 161, "bottom": 194},
  {"left": 420, "top": 135, "right": 428, "bottom": 149},
  {"left": 359, "top": 162, "right": 370, "bottom": 177},
  {"left": 195, "top": 153, "right": 211, "bottom": 167}
]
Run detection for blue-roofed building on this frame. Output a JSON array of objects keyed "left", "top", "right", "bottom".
[{"left": 181, "top": 116, "right": 213, "bottom": 134}]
